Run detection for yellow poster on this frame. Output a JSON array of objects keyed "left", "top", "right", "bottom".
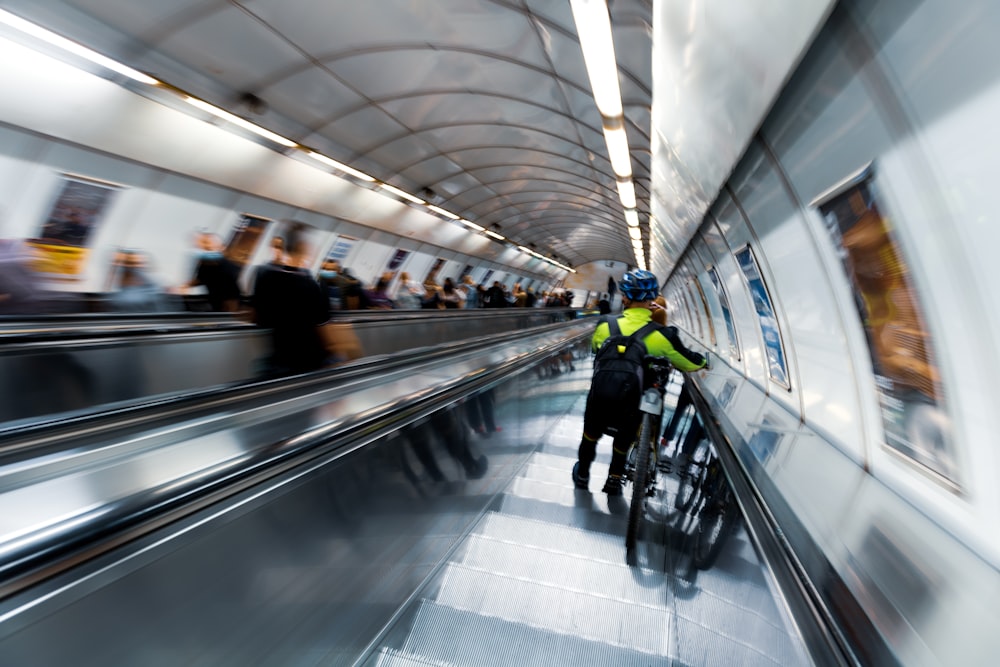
[{"left": 31, "top": 175, "right": 119, "bottom": 278}]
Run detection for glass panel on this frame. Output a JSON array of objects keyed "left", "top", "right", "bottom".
[{"left": 735, "top": 244, "right": 789, "bottom": 388}]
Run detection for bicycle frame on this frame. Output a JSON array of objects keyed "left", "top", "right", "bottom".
[{"left": 625, "top": 358, "right": 674, "bottom": 563}]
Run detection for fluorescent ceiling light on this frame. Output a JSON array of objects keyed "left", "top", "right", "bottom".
[
  {"left": 570, "top": 0, "right": 623, "bottom": 118},
  {"left": 186, "top": 97, "right": 296, "bottom": 147},
  {"left": 628, "top": 226, "right": 642, "bottom": 241},
  {"left": 604, "top": 126, "right": 632, "bottom": 178},
  {"left": 306, "top": 151, "right": 375, "bottom": 182},
  {"left": 0, "top": 9, "right": 160, "bottom": 85},
  {"left": 485, "top": 230, "right": 505, "bottom": 241},
  {"left": 379, "top": 183, "right": 425, "bottom": 205},
  {"left": 616, "top": 179, "right": 636, "bottom": 209},
  {"left": 459, "top": 219, "right": 485, "bottom": 232},
  {"left": 624, "top": 209, "right": 639, "bottom": 227},
  {"left": 427, "top": 204, "right": 459, "bottom": 220}
]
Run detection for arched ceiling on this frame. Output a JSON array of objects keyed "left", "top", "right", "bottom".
[{"left": 14, "top": 0, "right": 655, "bottom": 271}]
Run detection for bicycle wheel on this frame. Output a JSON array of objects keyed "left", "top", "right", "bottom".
[
  {"left": 673, "top": 456, "right": 705, "bottom": 513},
  {"left": 626, "top": 413, "right": 656, "bottom": 558},
  {"left": 694, "top": 486, "right": 739, "bottom": 570}
]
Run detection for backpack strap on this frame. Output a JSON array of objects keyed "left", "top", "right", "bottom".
[
  {"left": 631, "top": 321, "right": 659, "bottom": 343},
  {"left": 604, "top": 315, "right": 620, "bottom": 338}
]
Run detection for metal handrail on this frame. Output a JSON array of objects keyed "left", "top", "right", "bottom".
[{"left": 0, "top": 323, "right": 592, "bottom": 603}]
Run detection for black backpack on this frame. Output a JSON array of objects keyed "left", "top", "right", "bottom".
[{"left": 590, "top": 317, "right": 659, "bottom": 407}]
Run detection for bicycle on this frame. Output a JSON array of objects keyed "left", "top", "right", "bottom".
[
  {"left": 623, "top": 355, "right": 676, "bottom": 561},
  {"left": 667, "top": 427, "right": 741, "bottom": 570}
]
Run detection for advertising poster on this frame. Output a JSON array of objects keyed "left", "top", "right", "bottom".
[
  {"left": 816, "top": 169, "right": 955, "bottom": 482},
  {"left": 735, "top": 245, "right": 788, "bottom": 387},
  {"left": 386, "top": 249, "right": 410, "bottom": 272},
  {"left": 224, "top": 214, "right": 272, "bottom": 268},
  {"left": 30, "top": 175, "right": 120, "bottom": 278},
  {"left": 693, "top": 278, "right": 716, "bottom": 346},
  {"left": 708, "top": 267, "right": 740, "bottom": 360},
  {"left": 325, "top": 236, "right": 357, "bottom": 264}
]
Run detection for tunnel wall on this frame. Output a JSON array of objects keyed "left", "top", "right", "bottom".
[{"left": 658, "top": 1, "right": 1000, "bottom": 664}]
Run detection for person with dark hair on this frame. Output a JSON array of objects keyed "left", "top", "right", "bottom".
[
  {"left": 365, "top": 275, "right": 395, "bottom": 309},
  {"left": 439, "top": 277, "right": 463, "bottom": 308},
  {"left": 251, "top": 225, "right": 330, "bottom": 375},
  {"left": 188, "top": 232, "right": 241, "bottom": 312},
  {"left": 484, "top": 281, "right": 506, "bottom": 308},
  {"left": 597, "top": 293, "right": 612, "bottom": 314}
]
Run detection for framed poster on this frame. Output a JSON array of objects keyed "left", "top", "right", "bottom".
[
  {"left": 385, "top": 249, "right": 410, "bottom": 272},
  {"left": 708, "top": 267, "right": 740, "bottom": 361},
  {"left": 325, "top": 235, "right": 357, "bottom": 264},
  {"left": 735, "top": 244, "right": 788, "bottom": 388},
  {"left": 815, "top": 165, "right": 955, "bottom": 483},
  {"left": 225, "top": 214, "right": 272, "bottom": 268},
  {"left": 30, "top": 174, "right": 120, "bottom": 278},
  {"left": 693, "top": 277, "right": 717, "bottom": 347}
]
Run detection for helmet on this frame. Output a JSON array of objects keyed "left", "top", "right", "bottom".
[{"left": 619, "top": 270, "right": 659, "bottom": 302}]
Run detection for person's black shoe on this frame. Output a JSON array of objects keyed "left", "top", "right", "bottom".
[
  {"left": 602, "top": 474, "right": 624, "bottom": 496},
  {"left": 572, "top": 462, "right": 590, "bottom": 490}
]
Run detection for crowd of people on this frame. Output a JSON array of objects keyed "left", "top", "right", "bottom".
[{"left": 314, "top": 262, "right": 576, "bottom": 312}]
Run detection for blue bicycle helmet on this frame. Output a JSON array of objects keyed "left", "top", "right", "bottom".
[{"left": 619, "top": 269, "right": 659, "bottom": 302}]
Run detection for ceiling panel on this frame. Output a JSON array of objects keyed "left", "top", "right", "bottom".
[{"left": 4, "top": 0, "right": 832, "bottom": 281}]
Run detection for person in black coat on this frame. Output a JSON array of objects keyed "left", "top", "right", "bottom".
[
  {"left": 189, "top": 232, "right": 241, "bottom": 312},
  {"left": 251, "top": 225, "right": 330, "bottom": 375}
]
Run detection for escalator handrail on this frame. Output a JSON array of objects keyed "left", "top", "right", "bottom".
[
  {"left": 682, "top": 375, "right": 856, "bottom": 667},
  {"left": 0, "top": 323, "right": 593, "bottom": 603},
  {"left": 0, "top": 317, "right": 586, "bottom": 461}
]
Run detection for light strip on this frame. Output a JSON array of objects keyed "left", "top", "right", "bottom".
[
  {"left": 569, "top": 0, "right": 623, "bottom": 118},
  {"left": 379, "top": 183, "right": 425, "bottom": 205},
  {"left": 624, "top": 209, "right": 639, "bottom": 227},
  {"left": 426, "top": 204, "right": 459, "bottom": 220},
  {"left": 0, "top": 9, "right": 160, "bottom": 85},
  {"left": 628, "top": 226, "right": 642, "bottom": 241},
  {"left": 604, "top": 126, "right": 632, "bottom": 178},
  {"left": 484, "top": 230, "right": 506, "bottom": 241},
  {"left": 186, "top": 97, "right": 296, "bottom": 147},
  {"left": 306, "top": 151, "right": 375, "bottom": 182},
  {"left": 459, "top": 219, "right": 485, "bottom": 232},
  {"left": 616, "top": 179, "right": 636, "bottom": 209}
]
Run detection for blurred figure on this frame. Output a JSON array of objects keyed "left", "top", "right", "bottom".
[
  {"left": 525, "top": 287, "right": 537, "bottom": 308},
  {"left": 459, "top": 274, "right": 479, "bottom": 308},
  {"left": 597, "top": 292, "right": 612, "bottom": 315},
  {"left": 439, "top": 277, "right": 463, "bottom": 308},
  {"left": 421, "top": 278, "right": 443, "bottom": 309},
  {"left": 339, "top": 268, "right": 368, "bottom": 310},
  {"left": 188, "top": 232, "right": 241, "bottom": 312},
  {"left": 251, "top": 225, "right": 330, "bottom": 375},
  {"left": 512, "top": 283, "right": 527, "bottom": 307},
  {"left": 650, "top": 294, "right": 666, "bottom": 324},
  {"left": 107, "top": 250, "right": 176, "bottom": 312},
  {"left": 268, "top": 235, "right": 286, "bottom": 265},
  {"left": 484, "top": 281, "right": 506, "bottom": 308},
  {"left": 0, "top": 239, "right": 58, "bottom": 314},
  {"left": 465, "top": 389, "right": 499, "bottom": 438},
  {"left": 365, "top": 275, "right": 395, "bottom": 309},
  {"left": 318, "top": 258, "right": 343, "bottom": 310},
  {"left": 395, "top": 271, "right": 424, "bottom": 309}
]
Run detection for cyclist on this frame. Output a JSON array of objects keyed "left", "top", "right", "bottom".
[{"left": 571, "top": 270, "right": 708, "bottom": 495}]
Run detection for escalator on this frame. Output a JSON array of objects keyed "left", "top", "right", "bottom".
[
  {"left": 0, "top": 308, "right": 580, "bottom": 430},
  {"left": 0, "top": 321, "right": 843, "bottom": 666}
]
